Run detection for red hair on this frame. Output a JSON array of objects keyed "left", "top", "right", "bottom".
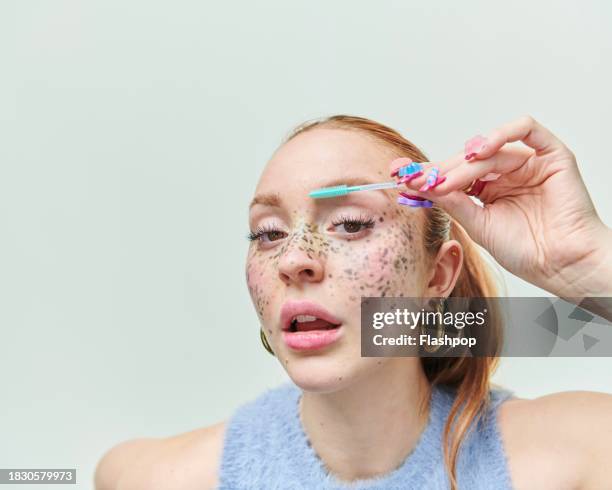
[{"left": 282, "top": 114, "right": 504, "bottom": 490}]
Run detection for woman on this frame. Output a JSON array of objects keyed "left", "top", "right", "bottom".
[{"left": 95, "top": 115, "right": 612, "bottom": 490}]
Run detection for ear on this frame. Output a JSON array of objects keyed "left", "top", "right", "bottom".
[{"left": 425, "top": 240, "right": 463, "bottom": 297}]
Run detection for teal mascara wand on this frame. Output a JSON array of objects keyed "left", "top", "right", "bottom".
[{"left": 309, "top": 181, "right": 400, "bottom": 199}]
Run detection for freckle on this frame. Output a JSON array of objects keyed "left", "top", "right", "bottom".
[
  {"left": 328, "top": 274, "right": 332, "bottom": 278},
  {"left": 377, "top": 361, "right": 382, "bottom": 365},
  {"left": 338, "top": 376, "right": 343, "bottom": 380}
]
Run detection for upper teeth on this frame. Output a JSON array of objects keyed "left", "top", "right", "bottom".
[{"left": 294, "top": 315, "right": 317, "bottom": 323}]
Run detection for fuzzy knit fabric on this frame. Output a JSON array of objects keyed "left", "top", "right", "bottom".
[{"left": 218, "top": 382, "right": 516, "bottom": 490}]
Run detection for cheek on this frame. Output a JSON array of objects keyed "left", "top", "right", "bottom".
[
  {"left": 246, "top": 253, "right": 274, "bottom": 321},
  {"left": 331, "top": 220, "right": 424, "bottom": 302}
]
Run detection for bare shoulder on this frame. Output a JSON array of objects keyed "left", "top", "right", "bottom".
[
  {"left": 94, "top": 421, "right": 227, "bottom": 490},
  {"left": 497, "top": 390, "right": 612, "bottom": 490}
]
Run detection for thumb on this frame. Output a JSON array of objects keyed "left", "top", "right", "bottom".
[{"left": 427, "top": 191, "right": 488, "bottom": 247}]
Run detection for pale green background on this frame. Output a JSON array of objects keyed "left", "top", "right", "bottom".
[{"left": 1, "top": 1, "right": 611, "bottom": 488}]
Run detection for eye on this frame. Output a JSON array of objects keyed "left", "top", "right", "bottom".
[
  {"left": 247, "top": 225, "right": 287, "bottom": 244},
  {"left": 330, "top": 214, "right": 376, "bottom": 235}
]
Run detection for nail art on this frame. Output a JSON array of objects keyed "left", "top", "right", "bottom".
[
  {"left": 397, "top": 196, "right": 433, "bottom": 208},
  {"left": 399, "top": 192, "right": 426, "bottom": 201},
  {"left": 390, "top": 157, "right": 413, "bottom": 177},
  {"left": 398, "top": 162, "right": 423, "bottom": 177},
  {"left": 464, "top": 134, "right": 488, "bottom": 160},
  {"left": 398, "top": 171, "right": 423, "bottom": 184},
  {"left": 419, "top": 167, "right": 444, "bottom": 192}
]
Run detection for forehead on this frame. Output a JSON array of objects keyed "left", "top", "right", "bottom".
[
  {"left": 249, "top": 126, "right": 426, "bottom": 238},
  {"left": 257, "top": 128, "right": 395, "bottom": 191}
]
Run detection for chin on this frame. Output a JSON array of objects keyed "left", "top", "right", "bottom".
[{"left": 279, "top": 352, "right": 350, "bottom": 393}]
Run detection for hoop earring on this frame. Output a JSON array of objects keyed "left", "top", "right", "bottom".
[
  {"left": 421, "top": 298, "right": 445, "bottom": 353},
  {"left": 260, "top": 327, "right": 275, "bottom": 356}
]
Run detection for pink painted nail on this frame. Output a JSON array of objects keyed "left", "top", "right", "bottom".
[
  {"left": 398, "top": 171, "right": 423, "bottom": 184},
  {"left": 399, "top": 192, "right": 426, "bottom": 201},
  {"left": 390, "top": 157, "right": 412, "bottom": 177},
  {"left": 419, "top": 167, "right": 440, "bottom": 192},
  {"left": 464, "top": 134, "right": 488, "bottom": 160},
  {"left": 432, "top": 175, "right": 447, "bottom": 187},
  {"left": 419, "top": 169, "right": 447, "bottom": 192}
]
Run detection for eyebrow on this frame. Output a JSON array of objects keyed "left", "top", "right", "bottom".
[{"left": 249, "top": 177, "right": 392, "bottom": 209}]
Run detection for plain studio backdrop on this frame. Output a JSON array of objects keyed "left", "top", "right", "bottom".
[{"left": 1, "top": 1, "right": 611, "bottom": 487}]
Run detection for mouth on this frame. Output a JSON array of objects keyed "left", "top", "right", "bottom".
[
  {"left": 280, "top": 300, "right": 343, "bottom": 351},
  {"left": 287, "top": 315, "right": 340, "bottom": 332},
  {"left": 280, "top": 300, "right": 342, "bottom": 332}
]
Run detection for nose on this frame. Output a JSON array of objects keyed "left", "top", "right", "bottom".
[{"left": 278, "top": 248, "right": 325, "bottom": 285}]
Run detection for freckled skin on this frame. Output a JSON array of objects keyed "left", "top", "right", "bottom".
[
  {"left": 247, "top": 210, "right": 423, "bottom": 317},
  {"left": 246, "top": 128, "right": 431, "bottom": 392}
]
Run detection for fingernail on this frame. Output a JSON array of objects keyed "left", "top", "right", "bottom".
[
  {"left": 434, "top": 175, "right": 447, "bottom": 186},
  {"left": 419, "top": 167, "right": 441, "bottom": 192},
  {"left": 390, "top": 157, "right": 412, "bottom": 177},
  {"left": 397, "top": 196, "right": 433, "bottom": 208},
  {"left": 398, "top": 171, "right": 423, "bottom": 184},
  {"left": 398, "top": 162, "right": 423, "bottom": 177},
  {"left": 399, "top": 192, "right": 426, "bottom": 201},
  {"left": 421, "top": 175, "right": 446, "bottom": 191},
  {"left": 464, "top": 134, "right": 488, "bottom": 160},
  {"left": 480, "top": 172, "right": 500, "bottom": 181}
]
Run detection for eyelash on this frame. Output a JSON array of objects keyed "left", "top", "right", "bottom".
[
  {"left": 247, "top": 214, "right": 376, "bottom": 243},
  {"left": 331, "top": 213, "right": 376, "bottom": 233},
  {"left": 247, "top": 224, "right": 285, "bottom": 242}
]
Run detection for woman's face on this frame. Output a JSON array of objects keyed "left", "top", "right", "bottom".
[{"left": 246, "top": 128, "right": 432, "bottom": 392}]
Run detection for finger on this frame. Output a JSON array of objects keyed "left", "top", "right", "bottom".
[
  {"left": 399, "top": 153, "right": 465, "bottom": 190},
  {"left": 421, "top": 146, "right": 533, "bottom": 195},
  {"left": 425, "top": 191, "right": 488, "bottom": 246},
  {"left": 467, "top": 114, "right": 566, "bottom": 162},
  {"left": 390, "top": 153, "right": 464, "bottom": 183}
]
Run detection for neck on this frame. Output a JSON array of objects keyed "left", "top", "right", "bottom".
[{"left": 300, "top": 359, "right": 432, "bottom": 482}]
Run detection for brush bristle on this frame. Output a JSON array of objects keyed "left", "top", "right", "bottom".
[{"left": 308, "top": 185, "right": 348, "bottom": 199}]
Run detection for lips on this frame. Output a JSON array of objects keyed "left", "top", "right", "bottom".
[{"left": 280, "top": 300, "right": 342, "bottom": 332}]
